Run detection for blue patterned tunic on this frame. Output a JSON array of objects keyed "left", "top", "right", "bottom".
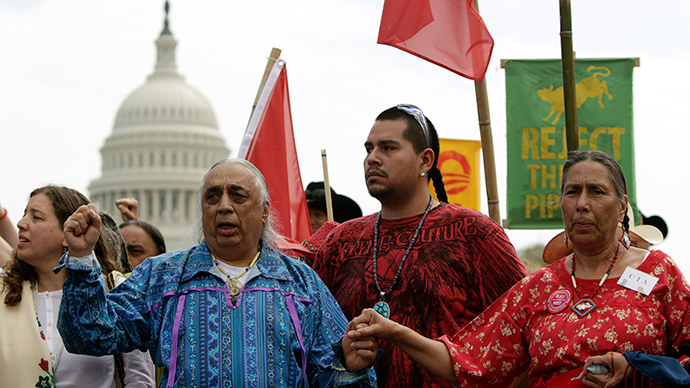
[{"left": 57, "top": 241, "right": 376, "bottom": 388}]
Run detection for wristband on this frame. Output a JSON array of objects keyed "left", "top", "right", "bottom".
[{"left": 0, "top": 208, "right": 7, "bottom": 220}]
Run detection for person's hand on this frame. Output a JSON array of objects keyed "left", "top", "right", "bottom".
[
  {"left": 64, "top": 204, "right": 101, "bottom": 258},
  {"left": 581, "top": 352, "right": 629, "bottom": 388},
  {"left": 342, "top": 322, "right": 378, "bottom": 372},
  {"left": 346, "top": 308, "right": 399, "bottom": 342},
  {"left": 115, "top": 198, "right": 139, "bottom": 222}
]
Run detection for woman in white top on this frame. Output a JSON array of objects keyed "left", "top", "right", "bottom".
[{"left": 0, "top": 185, "right": 154, "bottom": 388}]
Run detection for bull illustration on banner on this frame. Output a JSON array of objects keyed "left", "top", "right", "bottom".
[
  {"left": 504, "top": 58, "right": 635, "bottom": 229},
  {"left": 537, "top": 66, "right": 613, "bottom": 124}
]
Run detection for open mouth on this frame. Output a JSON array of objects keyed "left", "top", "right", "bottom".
[{"left": 217, "top": 221, "right": 238, "bottom": 235}]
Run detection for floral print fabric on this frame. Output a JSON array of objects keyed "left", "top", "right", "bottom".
[{"left": 440, "top": 250, "right": 690, "bottom": 387}]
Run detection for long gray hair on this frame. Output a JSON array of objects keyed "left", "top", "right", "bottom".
[{"left": 193, "top": 158, "right": 280, "bottom": 249}]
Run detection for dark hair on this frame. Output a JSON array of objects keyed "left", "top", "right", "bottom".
[
  {"left": 101, "top": 212, "right": 133, "bottom": 274},
  {"left": 119, "top": 220, "right": 167, "bottom": 255},
  {"left": 560, "top": 150, "right": 629, "bottom": 230},
  {"left": 376, "top": 106, "right": 448, "bottom": 202},
  {"left": 3, "top": 185, "right": 117, "bottom": 306}
]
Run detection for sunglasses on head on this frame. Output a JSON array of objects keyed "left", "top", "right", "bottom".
[{"left": 397, "top": 104, "right": 431, "bottom": 149}]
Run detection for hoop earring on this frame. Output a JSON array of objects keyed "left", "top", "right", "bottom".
[
  {"left": 563, "top": 230, "right": 569, "bottom": 248},
  {"left": 420, "top": 170, "right": 427, "bottom": 177},
  {"left": 620, "top": 226, "right": 631, "bottom": 249}
]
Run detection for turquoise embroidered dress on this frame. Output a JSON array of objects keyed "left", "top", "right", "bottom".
[{"left": 57, "top": 241, "right": 376, "bottom": 388}]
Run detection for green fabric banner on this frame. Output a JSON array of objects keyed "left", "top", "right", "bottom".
[{"left": 505, "top": 58, "right": 636, "bottom": 229}]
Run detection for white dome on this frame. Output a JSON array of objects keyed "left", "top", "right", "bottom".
[
  {"left": 114, "top": 76, "right": 218, "bottom": 128},
  {"left": 90, "top": 8, "right": 230, "bottom": 252}
]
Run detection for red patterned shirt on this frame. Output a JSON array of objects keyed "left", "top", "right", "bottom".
[
  {"left": 314, "top": 203, "right": 527, "bottom": 388},
  {"left": 440, "top": 250, "right": 690, "bottom": 387}
]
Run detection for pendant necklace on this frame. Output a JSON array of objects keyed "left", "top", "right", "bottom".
[
  {"left": 213, "top": 250, "right": 261, "bottom": 297},
  {"left": 372, "top": 194, "right": 433, "bottom": 318},
  {"left": 570, "top": 244, "right": 620, "bottom": 317}
]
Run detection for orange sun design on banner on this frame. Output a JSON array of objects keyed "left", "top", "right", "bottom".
[{"left": 430, "top": 139, "right": 481, "bottom": 211}]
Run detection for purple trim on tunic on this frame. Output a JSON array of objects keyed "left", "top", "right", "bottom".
[
  {"left": 159, "top": 285, "right": 314, "bottom": 385},
  {"left": 286, "top": 294, "right": 307, "bottom": 387},
  {"left": 167, "top": 294, "right": 186, "bottom": 388},
  {"left": 146, "top": 287, "right": 226, "bottom": 313}
]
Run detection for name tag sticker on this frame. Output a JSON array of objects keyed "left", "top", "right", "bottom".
[{"left": 617, "top": 267, "right": 659, "bottom": 296}]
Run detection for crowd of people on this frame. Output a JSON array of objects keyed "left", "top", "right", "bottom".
[{"left": 0, "top": 104, "right": 684, "bottom": 387}]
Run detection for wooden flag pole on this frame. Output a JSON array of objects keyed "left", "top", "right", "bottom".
[
  {"left": 472, "top": 0, "right": 500, "bottom": 224},
  {"left": 560, "top": 0, "right": 579, "bottom": 155},
  {"left": 472, "top": 9, "right": 531, "bottom": 385},
  {"left": 246, "top": 47, "right": 282, "bottom": 129},
  {"left": 320, "top": 149, "right": 334, "bottom": 222},
  {"left": 474, "top": 78, "right": 501, "bottom": 224}
]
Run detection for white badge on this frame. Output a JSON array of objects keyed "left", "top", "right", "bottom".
[{"left": 617, "top": 266, "right": 659, "bottom": 296}]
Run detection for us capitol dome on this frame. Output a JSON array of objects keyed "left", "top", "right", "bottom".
[{"left": 89, "top": 3, "right": 230, "bottom": 250}]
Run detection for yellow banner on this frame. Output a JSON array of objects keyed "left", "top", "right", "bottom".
[{"left": 430, "top": 139, "right": 481, "bottom": 211}]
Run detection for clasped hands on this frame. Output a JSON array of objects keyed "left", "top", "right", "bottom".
[
  {"left": 63, "top": 205, "right": 386, "bottom": 376},
  {"left": 342, "top": 308, "right": 398, "bottom": 373}
]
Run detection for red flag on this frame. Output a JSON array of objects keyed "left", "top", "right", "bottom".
[
  {"left": 238, "top": 59, "right": 312, "bottom": 242},
  {"left": 377, "top": 0, "right": 494, "bottom": 81}
]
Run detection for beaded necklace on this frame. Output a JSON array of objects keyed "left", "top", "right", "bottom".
[
  {"left": 372, "top": 194, "right": 433, "bottom": 318},
  {"left": 570, "top": 244, "right": 620, "bottom": 317},
  {"left": 212, "top": 250, "right": 261, "bottom": 297}
]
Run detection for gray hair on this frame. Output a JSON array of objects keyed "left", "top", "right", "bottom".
[
  {"left": 560, "top": 150, "right": 629, "bottom": 229},
  {"left": 193, "top": 158, "right": 280, "bottom": 249}
]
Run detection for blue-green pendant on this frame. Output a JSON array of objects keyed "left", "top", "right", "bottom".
[{"left": 373, "top": 301, "right": 390, "bottom": 318}]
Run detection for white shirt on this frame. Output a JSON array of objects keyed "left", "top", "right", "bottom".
[
  {"left": 38, "top": 279, "right": 155, "bottom": 387},
  {"left": 38, "top": 289, "right": 116, "bottom": 388}
]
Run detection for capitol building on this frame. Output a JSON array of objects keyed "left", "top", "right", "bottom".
[{"left": 89, "top": 5, "right": 230, "bottom": 250}]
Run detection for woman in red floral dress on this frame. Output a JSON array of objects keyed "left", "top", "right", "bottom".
[{"left": 346, "top": 150, "right": 690, "bottom": 387}]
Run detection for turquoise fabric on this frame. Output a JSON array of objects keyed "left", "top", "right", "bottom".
[{"left": 57, "top": 242, "right": 376, "bottom": 387}]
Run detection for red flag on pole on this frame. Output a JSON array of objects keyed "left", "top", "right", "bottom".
[
  {"left": 238, "top": 58, "right": 312, "bottom": 242},
  {"left": 377, "top": 0, "right": 494, "bottom": 81}
]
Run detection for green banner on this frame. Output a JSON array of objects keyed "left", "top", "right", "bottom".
[{"left": 505, "top": 58, "right": 636, "bottom": 229}]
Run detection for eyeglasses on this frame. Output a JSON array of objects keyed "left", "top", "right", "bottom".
[{"left": 397, "top": 104, "right": 431, "bottom": 149}]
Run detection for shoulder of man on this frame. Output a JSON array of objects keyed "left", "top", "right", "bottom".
[
  {"left": 440, "top": 202, "right": 490, "bottom": 217},
  {"left": 324, "top": 214, "right": 377, "bottom": 243},
  {"left": 261, "top": 247, "right": 332, "bottom": 293},
  {"left": 129, "top": 244, "right": 204, "bottom": 283},
  {"left": 434, "top": 203, "right": 506, "bottom": 231}
]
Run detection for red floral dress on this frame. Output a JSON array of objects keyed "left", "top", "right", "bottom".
[{"left": 439, "top": 250, "right": 690, "bottom": 387}]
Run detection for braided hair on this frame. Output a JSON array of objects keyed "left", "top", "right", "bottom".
[{"left": 375, "top": 106, "right": 448, "bottom": 203}]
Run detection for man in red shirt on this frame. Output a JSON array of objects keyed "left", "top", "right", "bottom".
[{"left": 313, "top": 105, "right": 528, "bottom": 388}]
